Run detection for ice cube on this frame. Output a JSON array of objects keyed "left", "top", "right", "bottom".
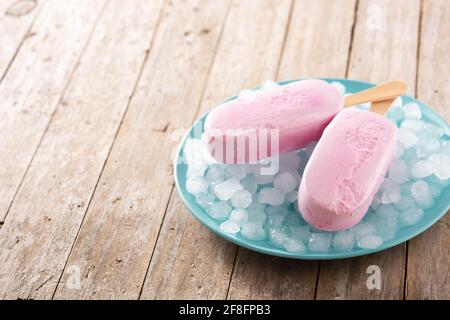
[
  {"left": 283, "top": 238, "right": 306, "bottom": 253},
  {"left": 428, "top": 153, "right": 450, "bottom": 179},
  {"left": 379, "top": 178, "right": 401, "bottom": 204},
  {"left": 260, "top": 80, "right": 279, "bottom": 91},
  {"left": 289, "top": 225, "right": 310, "bottom": 243},
  {"left": 213, "top": 178, "right": 243, "bottom": 200},
  {"left": 240, "top": 175, "right": 257, "bottom": 194},
  {"left": 230, "top": 190, "right": 252, "bottom": 208},
  {"left": 186, "top": 163, "right": 207, "bottom": 179},
  {"left": 400, "top": 119, "right": 424, "bottom": 132},
  {"left": 184, "top": 139, "right": 206, "bottom": 165},
  {"left": 283, "top": 213, "right": 302, "bottom": 226},
  {"left": 387, "top": 105, "right": 404, "bottom": 124},
  {"left": 402, "top": 148, "right": 419, "bottom": 165},
  {"left": 399, "top": 208, "right": 424, "bottom": 226},
  {"left": 229, "top": 209, "right": 248, "bottom": 225},
  {"left": 393, "top": 196, "right": 415, "bottom": 211},
  {"left": 410, "top": 160, "right": 433, "bottom": 179},
  {"left": 269, "top": 225, "right": 290, "bottom": 247},
  {"left": 441, "top": 140, "right": 450, "bottom": 155},
  {"left": 366, "top": 212, "right": 398, "bottom": 242},
  {"left": 195, "top": 192, "right": 216, "bottom": 208},
  {"left": 240, "top": 221, "right": 266, "bottom": 240},
  {"left": 416, "top": 136, "right": 441, "bottom": 159},
  {"left": 186, "top": 177, "right": 208, "bottom": 194},
  {"left": 392, "top": 96, "right": 403, "bottom": 108},
  {"left": 376, "top": 204, "right": 400, "bottom": 219},
  {"left": 258, "top": 187, "right": 285, "bottom": 206},
  {"left": 397, "top": 142, "right": 405, "bottom": 158},
  {"left": 400, "top": 181, "right": 414, "bottom": 197},
  {"left": 332, "top": 230, "right": 355, "bottom": 251},
  {"left": 308, "top": 233, "right": 332, "bottom": 252},
  {"left": 388, "top": 159, "right": 410, "bottom": 184},
  {"left": 267, "top": 211, "right": 285, "bottom": 226},
  {"left": 273, "top": 171, "right": 298, "bottom": 193},
  {"left": 266, "top": 205, "right": 289, "bottom": 217},
  {"left": 285, "top": 190, "right": 298, "bottom": 203},
  {"left": 227, "top": 164, "right": 247, "bottom": 180},
  {"left": 351, "top": 222, "right": 377, "bottom": 243},
  {"left": 219, "top": 220, "right": 240, "bottom": 234},
  {"left": 205, "top": 164, "right": 226, "bottom": 183},
  {"left": 330, "top": 81, "right": 346, "bottom": 95},
  {"left": 423, "top": 122, "right": 444, "bottom": 138},
  {"left": 410, "top": 180, "right": 433, "bottom": 208},
  {"left": 403, "top": 102, "right": 421, "bottom": 119},
  {"left": 207, "top": 201, "right": 232, "bottom": 220},
  {"left": 357, "top": 234, "right": 383, "bottom": 249},
  {"left": 246, "top": 202, "right": 267, "bottom": 222},
  {"left": 397, "top": 128, "right": 418, "bottom": 149}
]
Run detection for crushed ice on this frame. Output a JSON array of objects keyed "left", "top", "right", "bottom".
[{"left": 183, "top": 81, "right": 449, "bottom": 254}]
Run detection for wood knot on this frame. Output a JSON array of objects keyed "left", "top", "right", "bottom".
[{"left": 6, "top": 0, "right": 37, "bottom": 17}]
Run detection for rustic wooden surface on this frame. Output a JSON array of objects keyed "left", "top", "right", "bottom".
[{"left": 0, "top": 0, "right": 448, "bottom": 300}]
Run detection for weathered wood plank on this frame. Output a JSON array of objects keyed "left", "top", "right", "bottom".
[
  {"left": 139, "top": 0, "right": 293, "bottom": 299},
  {"left": 316, "top": 0, "right": 420, "bottom": 300},
  {"left": 406, "top": 0, "right": 450, "bottom": 300},
  {"left": 0, "top": 0, "right": 44, "bottom": 80},
  {"left": 0, "top": 0, "right": 164, "bottom": 299},
  {"left": 53, "top": 0, "right": 230, "bottom": 300},
  {"left": 226, "top": 0, "right": 357, "bottom": 300},
  {"left": 278, "top": 0, "right": 357, "bottom": 79},
  {"left": 0, "top": 0, "right": 105, "bottom": 222}
]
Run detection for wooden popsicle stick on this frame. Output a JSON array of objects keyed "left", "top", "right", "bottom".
[
  {"left": 344, "top": 81, "right": 406, "bottom": 107},
  {"left": 371, "top": 98, "right": 395, "bottom": 115}
]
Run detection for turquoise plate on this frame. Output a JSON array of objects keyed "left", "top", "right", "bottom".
[{"left": 174, "top": 78, "right": 450, "bottom": 260}]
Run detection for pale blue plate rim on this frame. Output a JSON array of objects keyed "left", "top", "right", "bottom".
[{"left": 174, "top": 78, "right": 450, "bottom": 260}]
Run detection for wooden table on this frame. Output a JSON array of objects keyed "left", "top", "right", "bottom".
[{"left": 0, "top": 0, "right": 448, "bottom": 300}]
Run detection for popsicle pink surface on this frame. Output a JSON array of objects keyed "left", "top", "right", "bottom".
[
  {"left": 204, "top": 79, "right": 343, "bottom": 163},
  {"left": 298, "top": 108, "right": 397, "bottom": 231}
]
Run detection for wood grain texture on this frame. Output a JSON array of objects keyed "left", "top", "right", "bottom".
[
  {"left": 278, "top": 0, "right": 357, "bottom": 79},
  {"left": 139, "top": 0, "right": 292, "bottom": 300},
  {"left": 0, "top": 0, "right": 446, "bottom": 300},
  {"left": 0, "top": 0, "right": 105, "bottom": 222},
  {"left": 54, "top": 0, "right": 230, "bottom": 300},
  {"left": 0, "top": 0, "right": 163, "bottom": 299},
  {"left": 405, "top": 0, "right": 450, "bottom": 300},
  {"left": 0, "top": 0, "right": 44, "bottom": 79},
  {"left": 316, "top": 0, "right": 420, "bottom": 300},
  {"left": 226, "top": 0, "right": 356, "bottom": 300}
]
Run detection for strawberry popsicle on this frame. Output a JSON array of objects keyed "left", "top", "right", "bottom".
[
  {"left": 298, "top": 108, "right": 397, "bottom": 231},
  {"left": 204, "top": 79, "right": 343, "bottom": 163}
]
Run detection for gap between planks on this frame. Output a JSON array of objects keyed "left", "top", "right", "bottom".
[
  {"left": 53, "top": 0, "right": 232, "bottom": 299},
  {"left": 0, "top": 0, "right": 166, "bottom": 299},
  {"left": 403, "top": 0, "right": 424, "bottom": 300},
  {"left": 52, "top": 0, "right": 169, "bottom": 299},
  {"left": 139, "top": 0, "right": 357, "bottom": 300},
  {"left": 135, "top": 0, "right": 233, "bottom": 300},
  {"left": 0, "top": 1, "right": 108, "bottom": 226},
  {"left": 313, "top": 0, "right": 359, "bottom": 300}
]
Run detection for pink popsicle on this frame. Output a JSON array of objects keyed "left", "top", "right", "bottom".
[
  {"left": 298, "top": 108, "right": 397, "bottom": 231},
  {"left": 204, "top": 79, "right": 343, "bottom": 163}
]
